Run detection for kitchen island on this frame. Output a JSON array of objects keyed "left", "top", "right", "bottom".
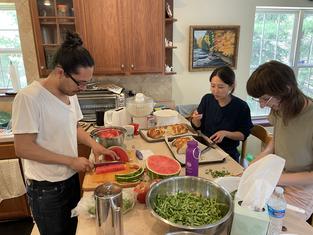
[{"left": 73, "top": 135, "right": 313, "bottom": 235}]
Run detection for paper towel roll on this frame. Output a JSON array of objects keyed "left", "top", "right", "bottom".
[{"left": 9, "top": 62, "right": 21, "bottom": 92}]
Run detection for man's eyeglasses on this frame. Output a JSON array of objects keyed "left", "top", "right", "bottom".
[
  {"left": 65, "top": 72, "right": 88, "bottom": 87},
  {"left": 252, "top": 96, "right": 273, "bottom": 106}
]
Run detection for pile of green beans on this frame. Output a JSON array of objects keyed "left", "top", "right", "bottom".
[{"left": 153, "top": 192, "right": 228, "bottom": 226}]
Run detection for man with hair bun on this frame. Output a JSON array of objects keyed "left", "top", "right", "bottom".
[{"left": 12, "top": 31, "right": 117, "bottom": 235}]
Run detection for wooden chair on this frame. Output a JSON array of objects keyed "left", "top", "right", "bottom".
[{"left": 240, "top": 125, "right": 273, "bottom": 166}]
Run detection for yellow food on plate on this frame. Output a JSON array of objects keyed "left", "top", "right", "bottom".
[{"left": 172, "top": 137, "right": 192, "bottom": 154}]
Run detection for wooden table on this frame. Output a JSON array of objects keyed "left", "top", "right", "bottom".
[{"left": 77, "top": 135, "right": 313, "bottom": 235}]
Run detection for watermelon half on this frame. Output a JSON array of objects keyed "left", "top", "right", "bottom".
[
  {"left": 104, "top": 146, "right": 129, "bottom": 162},
  {"left": 146, "top": 155, "right": 181, "bottom": 180}
]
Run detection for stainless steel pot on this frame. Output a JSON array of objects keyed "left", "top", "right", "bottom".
[
  {"left": 95, "top": 183, "right": 123, "bottom": 235},
  {"left": 146, "top": 176, "right": 233, "bottom": 235},
  {"left": 91, "top": 126, "right": 126, "bottom": 148}
]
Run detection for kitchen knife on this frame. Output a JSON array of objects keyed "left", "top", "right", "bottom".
[
  {"left": 193, "top": 135, "right": 216, "bottom": 149},
  {"left": 94, "top": 161, "right": 123, "bottom": 167}
]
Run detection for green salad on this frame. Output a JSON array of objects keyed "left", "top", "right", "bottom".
[{"left": 153, "top": 192, "right": 228, "bottom": 226}]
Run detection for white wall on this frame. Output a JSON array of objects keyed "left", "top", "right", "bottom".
[{"left": 172, "top": 0, "right": 313, "bottom": 105}]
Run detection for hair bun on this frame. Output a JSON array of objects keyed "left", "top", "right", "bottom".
[{"left": 62, "top": 31, "right": 83, "bottom": 48}]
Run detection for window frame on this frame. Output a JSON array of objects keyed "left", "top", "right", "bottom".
[
  {"left": 249, "top": 7, "right": 313, "bottom": 119},
  {"left": 0, "top": 3, "right": 24, "bottom": 91}
]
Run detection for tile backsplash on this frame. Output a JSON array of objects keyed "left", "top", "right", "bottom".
[{"left": 93, "top": 75, "right": 172, "bottom": 101}]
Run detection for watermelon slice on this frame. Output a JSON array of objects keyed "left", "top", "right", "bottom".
[
  {"left": 146, "top": 155, "right": 181, "bottom": 179},
  {"left": 95, "top": 164, "right": 126, "bottom": 174},
  {"left": 104, "top": 146, "right": 130, "bottom": 162}
]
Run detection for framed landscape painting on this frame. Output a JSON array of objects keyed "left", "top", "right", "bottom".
[{"left": 189, "top": 25, "right": 240, "bottom": 71}]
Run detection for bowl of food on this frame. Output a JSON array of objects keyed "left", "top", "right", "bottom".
[
  {"left": 146, "top": 176, "right": 233, "bottom": 234},
  {"left": 90, "top": 126, "right": 127, "bottom": 148}
]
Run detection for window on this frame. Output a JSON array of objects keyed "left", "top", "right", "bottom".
[
  {"left": 0, "top": 3, "right": 26, "bottom": 90},
  {"left": 248, "top": 7, "right": 313, "bottom": 117}
]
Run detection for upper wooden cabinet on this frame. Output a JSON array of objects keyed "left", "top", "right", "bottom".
[
  {"left": 29, "top": 0, "right": 78, "bottom": 77},
  {"left": 76, "top": 0, "right": 164, "bottom": 75}
]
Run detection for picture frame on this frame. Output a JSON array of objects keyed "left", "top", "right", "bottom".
[{"left": 189, "top": 25, "right": 240, "bottom": 71}]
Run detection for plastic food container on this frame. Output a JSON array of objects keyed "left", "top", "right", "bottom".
[{"left": 153, "top": 109, "right": 179, "bottom": 126}]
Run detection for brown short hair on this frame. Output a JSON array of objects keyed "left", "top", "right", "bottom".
[{"left": 247, "top": 60, "right": 309, "bottom": 124}]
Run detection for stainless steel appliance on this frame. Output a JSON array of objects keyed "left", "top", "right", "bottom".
[
  {"left": 77, "top": 89, "right": 126, "bottom": 122},
  {"left": 95, "top": 183, "right": 124, "bottom": 235}
]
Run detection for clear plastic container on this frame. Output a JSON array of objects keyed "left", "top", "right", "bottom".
[
  {"left": 126, "top": 93, "right": 154, "bottom": 117},
  {"left": 267, "top": 186, "right": 286, "bottom": 235}
]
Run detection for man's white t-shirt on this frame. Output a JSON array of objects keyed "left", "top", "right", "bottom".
[{"left": 12, "top": 81, "right": 83, "bottom": 182}]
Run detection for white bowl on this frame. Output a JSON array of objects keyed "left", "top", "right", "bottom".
[
  {"left": 153, "top": 109, "right": 178, "bottom": 126},
  {"left": 214, "top": 176, "right": 241, "bottom": 194}
]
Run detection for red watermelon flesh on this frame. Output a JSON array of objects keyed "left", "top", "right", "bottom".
[
  {"left": 147, "top": 155, "right": 181, "bottom": 175},
  {"left": 95, "top": 164, "right": 126, "bottom": 174},
  {"left": 104, "top": 146, "right": 129, "bottom": 162}
]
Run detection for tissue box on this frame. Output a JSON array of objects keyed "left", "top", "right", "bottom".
[{"left": 231, "top": 199, "right": 269, "bottom": 235}]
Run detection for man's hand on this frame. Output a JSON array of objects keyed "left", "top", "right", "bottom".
[
  {"left": 91, "top": 142, "right": 118, "bottom": 161},
  {"left": 69, "top": 157, "right": 94, "bottom": 172}
]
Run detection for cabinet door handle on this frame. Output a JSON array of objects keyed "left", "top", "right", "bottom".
[
  {"left": 40, "top": 66, "right": 45, "bottom": 69},
  {"left": 130, "top": 64, "right": 134, "bottom": 69},
  {"left": 121, "top": 64, "right": 125, "bottom": 69}
]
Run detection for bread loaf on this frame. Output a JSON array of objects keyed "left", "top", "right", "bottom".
[
  {"left": 167, "top": 124, "right": 188, "bottom": 136},
  {"left": 147, "top": 127, "right": 166, "bottom": 139},
  {"left": 147, "top": 124, "right": 188, "bottom": 139},
  {"left": 172, "top": 137, "right": 192, "bottom": 154}
]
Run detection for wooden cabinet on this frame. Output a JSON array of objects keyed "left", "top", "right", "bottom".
[
  {"left": 0, "top": 142, "right": 31, "bottom": 220},
  {"left": 29, "top": 0, "right": 78, "bottom": 77},
  {"left": 76, "top": 0, "right": 164, "bottom": 75},
  {"left": 164, "top": 0, "right": 177, "bottom": 75}
]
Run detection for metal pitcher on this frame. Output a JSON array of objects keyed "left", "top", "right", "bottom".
[{"left": 94, "top": 183, "right": 123, "bottom": 235}]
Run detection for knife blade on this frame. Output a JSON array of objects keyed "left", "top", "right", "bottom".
[
  {"left": 94, "top": 161, "right": 123, "bottom": 167},
  {"left": 193, "top": 135, "right": 215, "bottom": 149}
]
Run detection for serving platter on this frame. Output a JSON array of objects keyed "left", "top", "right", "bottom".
[
  {"left": 139, "top": 123, "right": 197, "bottom": 143},
  {"left": 165, "top": 136, "right": 226, "bottom": 166}
]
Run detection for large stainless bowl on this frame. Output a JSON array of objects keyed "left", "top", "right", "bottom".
[
  {"left": 90, "top": 126, "right": 126, "bottom": 148},
  {"left": 146, "top": 176, "right": 233, "bottom": 235}
]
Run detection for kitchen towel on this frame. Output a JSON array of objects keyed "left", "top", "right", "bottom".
[{"left": 0, "top": 159, "right": 26, "bottom": 203}]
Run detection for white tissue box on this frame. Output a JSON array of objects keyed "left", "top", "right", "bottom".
[{"left": 231, "top": 199, "right": 269, "bottom": 235}]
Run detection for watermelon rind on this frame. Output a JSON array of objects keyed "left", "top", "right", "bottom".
[
  {"left": 146, "top": 155, "right": 181, "bottom": 180},
  {"left": 115, "top": 167, "right": 144, "bottom": 183}
]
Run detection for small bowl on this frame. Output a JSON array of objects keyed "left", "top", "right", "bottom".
[{"left": 90, "top": 126, "right": 126, "bottom": 148}]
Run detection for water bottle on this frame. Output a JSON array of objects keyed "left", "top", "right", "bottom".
[
  {"left": 267, "top": 186, "right": 286, "bottom": 235},
  {"left": 185, "top": 140, "right": 200, "bottom": 176},
  {"left": 243, "top": 153, "right": 254, "bottom": 168}
]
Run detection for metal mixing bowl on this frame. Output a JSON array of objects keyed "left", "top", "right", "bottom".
[
  {"left": 146, "top": 176, "right": 233, "bottom": 235},
  {"left": 90, "top": 126, "right": 126, "bottom": 148}
]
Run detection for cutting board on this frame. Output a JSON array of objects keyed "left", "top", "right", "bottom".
[{"left": 82, "top": 150, "right": 142, "bottom": 191}]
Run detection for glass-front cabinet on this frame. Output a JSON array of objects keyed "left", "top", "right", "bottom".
[{"left": 29, "top": 0, "right": 77, "bottom": 77}]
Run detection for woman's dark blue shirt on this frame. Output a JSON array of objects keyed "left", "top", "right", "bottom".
[{"left": 191, "top": 94, "right": 253, "bottom": 162}]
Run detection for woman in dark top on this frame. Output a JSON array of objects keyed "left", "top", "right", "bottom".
[{"left": 191, "top": 66, "right": 253, "bottom": 162}]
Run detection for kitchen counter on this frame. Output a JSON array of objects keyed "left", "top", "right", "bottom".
[
  {"left": 0, "top": 131, "right": 13, "bottom": 143},
  {"left": 75, "top": 135, "right": 313, "bottom": 235}
]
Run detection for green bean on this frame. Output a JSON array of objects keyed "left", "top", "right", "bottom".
[{"left": 153, "top": 192, "right": 228, "bottom": 226}]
